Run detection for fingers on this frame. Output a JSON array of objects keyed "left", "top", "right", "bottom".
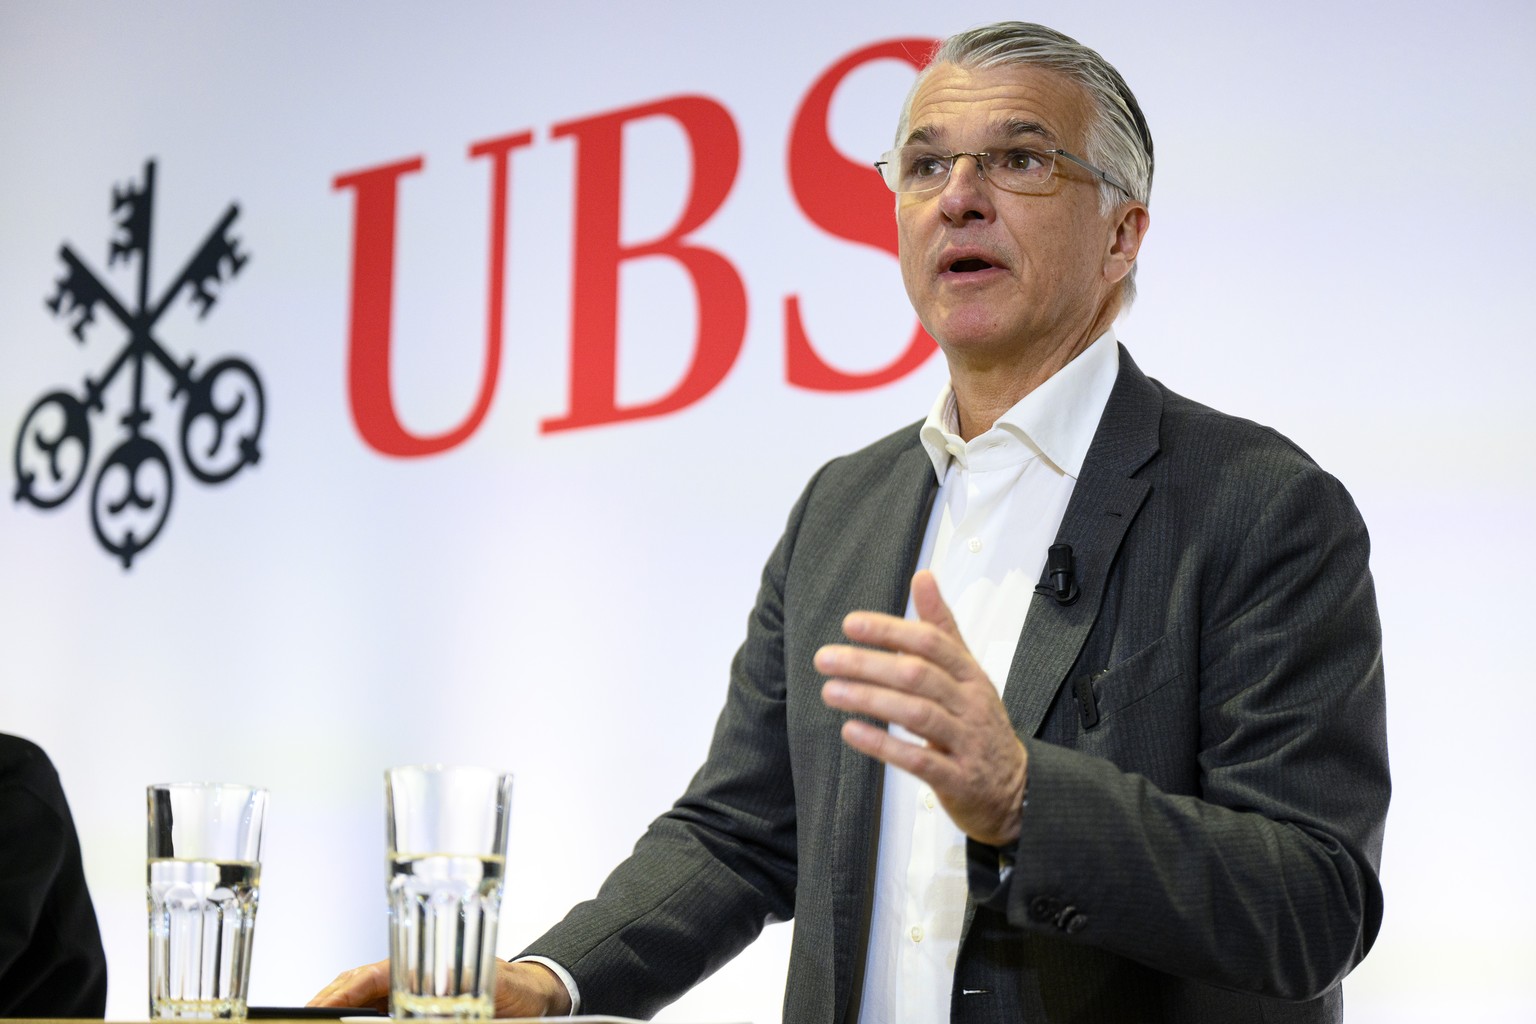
[
  {"left": 817, "top": 640, "right": 962, "bottom": 704},
  {"left": 833, "top": 570, "right": 978, "bottom": 683},
  {"left": 840, "top": 717, "right": 952, "bottom": 783},
  {"left": 308, "top": 959, "right": 572, "bottom": 1016},
  {"left": 815, "top": 572, "right": 987, "bottom": 748},
  {"left": 308, "top": 959, "right": 390, "bottom": 1009},
  {"left": 834, "top": 618, "right": 979, "bottom": 689},
  {"left": 816, "top": 571, "right": 1028, "bottom": 846},
  {"left": 839, "top": 707, "right": 1027, "bottom": 847},
  {"left": 822, "top": 671, "right": 962, "bottom": 750}
]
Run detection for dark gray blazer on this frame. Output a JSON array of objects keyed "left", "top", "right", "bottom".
[{"left": 524, "top": 346, "right": 1389, "bottom": 1023}]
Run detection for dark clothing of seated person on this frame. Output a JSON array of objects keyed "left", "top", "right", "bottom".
[{"left": 0, "top": 733, "right": 108, "bottom": 1016}]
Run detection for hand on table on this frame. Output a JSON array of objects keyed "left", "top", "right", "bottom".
[
  {"left": 308, "top": 957, "right": 572, "bottom": 1016},
  {"left": 816, "top": 570, "right": 1028, "bottom": 847}
]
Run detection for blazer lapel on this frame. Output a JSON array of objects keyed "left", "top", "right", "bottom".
[{"left": 1001, "top": 346, "right": 1163, "bottom": 736}]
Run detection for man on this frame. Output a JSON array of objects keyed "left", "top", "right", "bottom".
[{"left": 315, "top": 21, "right": 1388, "bottom": 1021}]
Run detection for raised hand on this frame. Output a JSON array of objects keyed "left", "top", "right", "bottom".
[{"left": 817, "top": 570, "right": 1028, "bottom": 847}]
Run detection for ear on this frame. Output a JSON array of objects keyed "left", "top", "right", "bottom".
[{"left": 1103, "top": 203, "right": 1150, "bottom": 286}]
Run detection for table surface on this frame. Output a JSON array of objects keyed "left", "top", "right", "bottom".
[{"left": 0, "top": 1020, "right": 627, "bottom": 1023}]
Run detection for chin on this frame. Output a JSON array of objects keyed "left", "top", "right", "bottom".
[{"left": 929, "top": 313, "right": 1013, "bottom": 352}]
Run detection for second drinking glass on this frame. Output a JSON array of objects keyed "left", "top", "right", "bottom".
[{"left": 385, "top": 764, "right": 513, "bottom": 1018}]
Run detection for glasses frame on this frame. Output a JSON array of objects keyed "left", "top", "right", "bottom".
[{"left": 873, "top": 146, "right": 1134, "bottom": 200}]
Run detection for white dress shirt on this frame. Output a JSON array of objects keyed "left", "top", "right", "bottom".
[
  {"left": 532, "top": 331, "right": 1120, "bottom": 1019},
  {"left": 857, "top": 330, "right": 1120, "bottom": 1023}
]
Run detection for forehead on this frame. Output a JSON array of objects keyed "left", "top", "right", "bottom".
[{"left": 904, "top": 62, "right": 1094, "bottom": 147}]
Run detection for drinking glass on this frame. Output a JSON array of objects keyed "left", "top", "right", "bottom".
[
  {"left": 385, "top": 765, "right": 512, "bottom": 1019},
  {"left": 146, "top": 782, "right": 267, "bottom": 1019}
]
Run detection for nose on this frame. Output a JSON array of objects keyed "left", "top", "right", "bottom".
[
  {"left": 937, "top": 153, "right": 995, "bottom": 223},
  {"left": 950, "top": 152, "right": 988, "bottom": 184}
]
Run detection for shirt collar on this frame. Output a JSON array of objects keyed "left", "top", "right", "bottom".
[{"left": 919, "top": 328, "right": 1121, "bottom": 483}]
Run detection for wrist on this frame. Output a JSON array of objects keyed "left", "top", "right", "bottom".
[
  {"left": 503, "top": 959, "right": 574, "bottom": 1016},
  {"left": 998, "top": 738, "right": 1030, "bottom": 846}
]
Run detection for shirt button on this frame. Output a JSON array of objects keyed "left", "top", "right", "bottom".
[
  {"left": 968, "top": 537, "right": 982, "bottom": 553},
  {"left": 922, "top": 790, "right": 936, "bottom": 810},
  {"left": 910, "top": 925, "right": 924, "bottom": 943}
]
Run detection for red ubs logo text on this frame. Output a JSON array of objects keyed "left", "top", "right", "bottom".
[{"left": 333, "top": 38, "right": 937, "bottom": 457}]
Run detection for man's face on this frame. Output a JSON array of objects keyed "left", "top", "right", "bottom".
[{"left": 897, "top": 62, "right": 1129, "bottom": 361}]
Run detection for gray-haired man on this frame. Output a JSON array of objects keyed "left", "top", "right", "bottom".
[{"left": 316, "top": 21, "right": 1388, "bottom": 1022}]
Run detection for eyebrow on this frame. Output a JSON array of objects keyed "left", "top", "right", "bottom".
[
  {"left": 998, "top": 118, "right": 1055, "bottom": 143},
  {"left": 903, "top": 118, "right": 1058, "bottom": 148}
]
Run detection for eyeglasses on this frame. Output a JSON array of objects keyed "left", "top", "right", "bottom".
[{"left": 873, "top": 145, "right": 1133, "bottom": 199}]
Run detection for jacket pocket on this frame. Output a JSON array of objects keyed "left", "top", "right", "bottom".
[{"left": 1086, "top": 629, "right": 1185, "bottom": 723}]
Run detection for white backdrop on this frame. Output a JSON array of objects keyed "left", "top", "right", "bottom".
[{"left": 2, "top": 2, "right": 1533, "bottom": 1021}]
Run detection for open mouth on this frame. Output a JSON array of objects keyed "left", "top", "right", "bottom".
[{"left": 946, "top": 257, "right": 996, "bottom": 273}]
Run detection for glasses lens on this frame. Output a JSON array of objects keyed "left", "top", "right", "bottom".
[
  {"left": 985, "top": 148, "right": 1055, "bottom": 193},
  {"left": 879, "top": 148, "right": 949, "bottom": 193},
  {"left": 877, "top": 147, "right": 1059, "bottom": 194}
]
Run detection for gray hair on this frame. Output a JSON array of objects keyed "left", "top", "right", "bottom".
[{"left": 897, "top": 22, "right": 1154, "bottom": 304}]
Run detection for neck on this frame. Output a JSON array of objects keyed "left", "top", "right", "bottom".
[{"left": 947, "top": 304, "right": 1118, "bottom": 441}]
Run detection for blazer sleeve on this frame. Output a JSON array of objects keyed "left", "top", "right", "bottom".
[
  {"left": 969, "top": 456, "right": 1389, "bottom": 1001},
  {"left": 515, "top": 466, "right": 823, "bottom": 1018}
]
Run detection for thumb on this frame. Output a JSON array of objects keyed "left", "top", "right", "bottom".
[{"left": 911, "top": 570, "right": 960, "bottom": 639}]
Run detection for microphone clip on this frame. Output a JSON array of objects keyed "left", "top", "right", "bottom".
[{"left": 1034, "top": 543, "right": 1080, "bottom": 606}]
